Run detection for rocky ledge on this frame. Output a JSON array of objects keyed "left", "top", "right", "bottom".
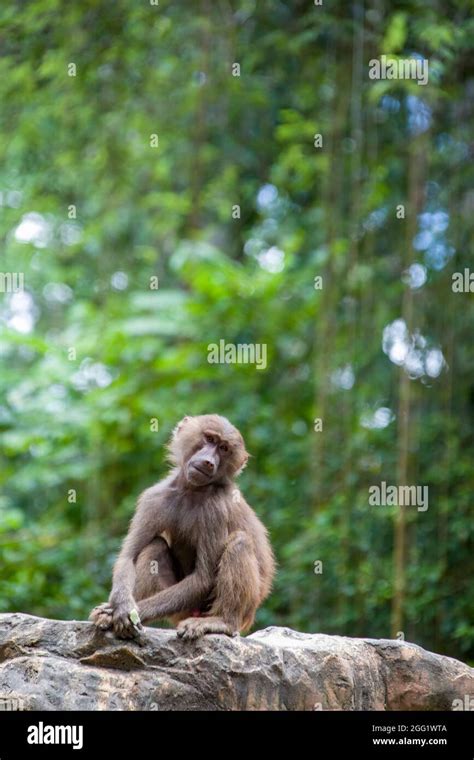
[{"left": 0, "top": 613, "right": 472, "bottom": 710}]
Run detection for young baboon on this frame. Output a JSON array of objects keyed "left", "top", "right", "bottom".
[{"left": 89, "top": 414, "right": 275, "bottom": 640}]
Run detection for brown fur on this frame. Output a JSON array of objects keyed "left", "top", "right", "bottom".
[{"left": 89, "top": 415, "right": 275, "bottom": 639}]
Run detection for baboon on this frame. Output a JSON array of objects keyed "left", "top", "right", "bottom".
[{"left": 89, "top": 414, "right": 275, "bottom": 640}]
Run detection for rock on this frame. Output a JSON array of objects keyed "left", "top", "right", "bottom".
[{"left": 0, "top": 613, "right": 472, "bottom": 711}]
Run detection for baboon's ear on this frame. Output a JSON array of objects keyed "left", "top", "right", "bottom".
[
  {"left": 235, "top": 451, "right": 250, "bottom": 477},
  {"left": 173, "top": 415, "right": 191, "bottom": 437}
]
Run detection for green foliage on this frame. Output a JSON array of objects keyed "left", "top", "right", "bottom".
[{"left": 0, "top": 0, "right": 473, "bottom": 661}]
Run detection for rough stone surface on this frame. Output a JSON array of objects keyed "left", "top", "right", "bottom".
[{"left": 0, "top": 613, "right": 472, "bottom": 711}]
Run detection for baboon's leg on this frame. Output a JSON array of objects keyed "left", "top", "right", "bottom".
[{"left": 177, "top": 531, "right": 260, "bottom": 640}]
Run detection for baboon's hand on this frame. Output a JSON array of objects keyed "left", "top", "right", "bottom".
[
  {"left": 89, "top": 602, "right": 113, "bottom": 630},
  {"left": 112, "top": 600, "right": 143, "bottom": 639}
]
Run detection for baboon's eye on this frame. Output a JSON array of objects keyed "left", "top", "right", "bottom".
[
  {"left": 205, "top": 434, "right": 214, "bottom": 444},
  {"left": 219, "top": 443, "right": 229, "bottom": 453}
]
